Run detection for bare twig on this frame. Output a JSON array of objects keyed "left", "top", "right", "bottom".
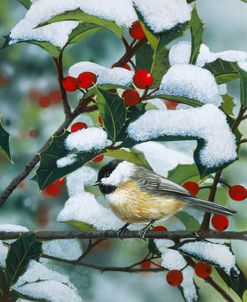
[{"left": 0, "top": 230, "right": 246, "bottom": 241}]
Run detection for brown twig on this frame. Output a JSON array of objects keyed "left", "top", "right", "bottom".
[{"left": 0, "top": 230, "right": 246, "bottom": 241}]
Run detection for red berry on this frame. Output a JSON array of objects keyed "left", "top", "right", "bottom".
[
  {"left": 195, "top": 262, "right": 212, "bottom": 279},
  {"left": 153, "top": 225, "right": 167, "bottom": 232},
  {"left": 0, "top": 74, "right": 8, "bottom": 86},
  {"left": 98, "top": 115, "right": 103, "bottom": 126},
  {"left": 62, "top": 76, "right": 78, "bottom": 92},
  {"left": 44, "top": 182, "right": 61, "bottom": 196},
  {"left": 211, "top": 214, "right": 229, "bottom": 231},
  {"left": 50, "top": 90, "right": 62, "bottom": 103},
  {"left": 133, "top": 70, "right": 153, "bottom": 89},
  {"left": 122, "top": 89, "right": 140, "bottom": 106},
  {"left": 28, "top": 129, "right": 39, "bottom": 138},
  {"left": 92, "top": 154, "right": 104, "bottom": 163},
  {"left": 183, "top": 181, "right": 199, "bottom": 196},
  {"left": 71, "top": 122, "right": 88, "bottom": 133},
  {"left": 129, "top": 21, "right": 146, "bottom": 40},
  {"left": 166, "top": 270, "right": 183, "bottom": 286},
  {"left": 140, "top": 261, "right": 151, "bottom": 269},
  {"left": 38, "top": 96, "right": 51, "bottom": 108},
  {"left": 36, "top": 205, "right": 50, "bottom": 227},
  {"left": 164, "top": 100, "right": 178, "bottom": 110},
  {"left": 18, "top": 181, "right": 26, "bottom": 190},
  {"left": 28, "top": 89, "right": 42, "bottom": 101},
  {"left": 55, "top": 178, "right": 65, "bottom": 187},
  {"left": 122, "top": 64, "right": 131, "bottom": 70},
  {"left": 77, "top": 72, "right": 97, "bottom": 89},
  {"left": 229, "top": 185, "right": 247, "bottom": 201}
]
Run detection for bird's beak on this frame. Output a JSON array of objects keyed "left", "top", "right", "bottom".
[{"left": 93, "top": 181, "right": 100, "bottom": 186}]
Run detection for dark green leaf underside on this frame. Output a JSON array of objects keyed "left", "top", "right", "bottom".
[{"left": 0, "top": 116, "right": 11, "bottom": 160}]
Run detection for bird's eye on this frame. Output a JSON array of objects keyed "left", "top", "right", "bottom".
[{"left": 105, "top": 172, "right": 111, "bottom": 178}]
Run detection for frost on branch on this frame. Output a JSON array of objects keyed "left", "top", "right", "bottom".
[
  {"left": 12, "top": 260, "right": 82, "bottom": 302},
  {"left": 127, "top": 104, "right": 237, "bottom": 172},
  {"left": 43, "top": 239, "right": 83, "bottom": 261},
  {"left": 157, "top": 64, "right": 223, "bottom": 106},
  {"left": 0, "top": 241, "right": 8, "bottom": 268},
  {"left": 175, "top": 240, "right": 238, "bottom": 275},
  {"left": 69, "top": 62, "right": 134, "bottom": 86}
]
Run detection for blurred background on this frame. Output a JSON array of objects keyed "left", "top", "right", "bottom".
[{"left": 0, "top": 0, "right": 247, "bottom": 301}]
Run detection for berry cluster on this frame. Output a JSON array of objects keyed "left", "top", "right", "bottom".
[
  {"left": 183, "top": 181, "right": 246, "bottom": 231},
  {"left": 29, "top": 89, "right": 62, "bottom": 108},
  {"left": 43, "top": 178, "right": 65, "bottom": 197},
  {"left": 62, "top": 72, "right": 97, "bottom": 92}
]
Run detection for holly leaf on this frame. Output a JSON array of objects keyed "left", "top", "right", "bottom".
[
  {"left": 238, "top": 66, "right": 247, "bottom": 106},
  {"left": 0, "top": 116, "right": 11, "bottom": 161},
  {"left": 189, "top": 6, "right": 204, "bottom": 64},
  {"left": 168, "top": 164, "right": 199, "bottom": 184},
  {"left": 135, "top": 42, "right": 153, "bottom": 71},
  {"left": 150, "top": 48, "right": 170, "bottom": 88},
  {"left": 96, "top": 89, "right": 127, "bottom": 142},
  {"left": 68, "top": 22, "right": 103, "bottom": 44},
  {"left": 147, "top": 94, "right": 203, "bottom": 107},
  {"left": 106, "top": 148, "right": 151, "bottom": 169},
  {"left": 176, "top": 211, "right": 200, "bottom": 231},
  {"left": 36, "top": 130, "right": 106, "bottom": 189},
  {"left": 38, "top": 9, "right": 123, "bottom": 38},
  {"left": 6, "top": 234, "right": 42, "bottom": 287},
  {"left": 17, "top": 0, "right": 32, "bottom": 9},
  {"left": 220, "top": 94, "right": 235, "bottom": 116},
  {"left": 148, "top": 239, "right": 161, "bottom": 257}
]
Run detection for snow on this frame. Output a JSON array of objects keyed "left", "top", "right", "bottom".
[
  {"left": 0, "top": 224, "right": 29, "bottom": 232},
  {"left": 69, "top": 62, "right": 134, "bottom": 86},
  {"left": 101, "top": 161, "right": 136, "bottom": 186},
  {"left": 65, "top": 127, "right": 108, "bottom": 153},
  {"left": 135, "top": 142, "right": 193, "bottom": 177},
  {"left": 43, "top": 239, "right": 83, "bottom": 261},
  {"left": 66, "top": 166, "right": 97, "bottom": 197},
  {"left": 181, "top": 266, "right": 198, "bottom": 302},
  {"left": 161, "top": 249, "right": 187, "bottom": 270},
  {"left": 13, "top": 261, "right": 82, "bottom": 302},
  {"left": 169, "top": 40, "right": 247, "bottom": 72},
  {"left": 178, "top": 241, "right": 238, "bottom": 274},
  {"left": 127, "top": 104, "right": 237, "bottom": 168},
  {"left": 57, "top": 192, "right": 123, "bottom": 230},
  {"left": 133, "top": 0, "right": 192, "bottom": 33},
  {"left": 57, "top": 154, "right": 76, "bottom": 168},
  {"left": 158, "top": 64, "right": 222, "bottom": 106},
  {"left": 0, "top": 241, "right": 8, "bottom": 268}
]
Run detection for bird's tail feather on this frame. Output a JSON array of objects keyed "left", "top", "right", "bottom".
[{"left": 183, "top": 197, "right": 237, "bottom": 216}]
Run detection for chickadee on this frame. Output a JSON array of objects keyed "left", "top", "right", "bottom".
[{"left": 94, "top": 160, "right": 237, "bottom": 237}]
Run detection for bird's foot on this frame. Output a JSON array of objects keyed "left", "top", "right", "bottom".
[
  {"left": 117, "top": 223, "right": 130, "bottom": 238},
  {"left": 138, "top": 220, "right": 155, "bottom": 239}
]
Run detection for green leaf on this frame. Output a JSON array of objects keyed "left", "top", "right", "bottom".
[
  {"left": 238, "top": 66, "right": 247, "bottom": 106},
  {"left": 220, "top": 94, "right": 235, "bottom": 116},
  {"left": 189, "top": 6, "right": 204, "bottom": 64},
  {"left": 148, "top": 239, "right": 161, "bottom": 257},
  {"left": 17, "top": 0, "right": 32, "bottom": 9},
  {"left": 68, "top": 23, "right": 103, "bottom": 44},
  {"left": 204, "top": 59, "right": 239, "bottom": 84},
  {"left": 84, "top": 83, "right": 134, "bottom": 99},
  {"left": 96, "top": 89, "right": 127, "bottom": 142},
  {"left": 147, "top": 94, "right": 203, "bottom": 107},
  {"left": 168, "top": 164, "right": 199, "bottom": 184},
  {"left": 150, "top": 48, "right": 170, "bottom": 88},
  {"left": 0, "top": 269, "right": 8, "bottom": 291},
  {"left": 176, "top": 211, "right": 200, "bottom": 231},
  {"left": 39, "top": 9, "right": 123, "bottom": 38},
  {"left": 6, "top": 234, "right": 42, "bottom": 286},
  {"left": 0, "top": 116, "right": 11, "bottom": 161},
  {"left": 216, "top": 265, "right": 247, "bottom": 300},
  {"left": 36, "top": 130, "right": 106, "bottom": 189},
  {"left": 106, "top": 148, "right": 151, "bottom": 169},
  {"left": 135, "top": 42, "right": 154, "bottom": 71}
]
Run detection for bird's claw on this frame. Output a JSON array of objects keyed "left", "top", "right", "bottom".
[
  {"left": 117, "top": 224, "right": 129, "bottom": 238},
  {"left": 138, "top": 229, "right": 148, "bottom": 239}
]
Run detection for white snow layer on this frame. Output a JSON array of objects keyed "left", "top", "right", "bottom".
[
  {"left": 169, "top": 41, "right": 247, "bottom": 71},
  {"left": 133, "top": 0, "right": 191, "bottom": 33},
  {"left": 13, "top": 261, "right": 82, "bottom": 302},
  {"left": 158, "top": 64, "right": 222, "bottom": 106},
  {"left": 0, "top": 241, "right": 8, "bottom": 268},
  {"left": 179, "top": 241, "right": 238, "bottom": 274},
  {"left": 57, "top": 192, "right": 123, "bottom": 230},
  {"left": 65, "top": 127, "right": 108, "bottom": 152},
  {"left": 57, "top": 154, "right": 77, "bottom": 168},
  {"left": 69, "top": 62, "right": 134, "bottom": 86},
  {"left": 127, "top": 104, "right": 237, "bottom": 168},
  {"left": 135, "top": 142, "right": 193, "bottom": 177},
  {"left": 66, "top": 166, "right": 97, "bottom": 197},
  {"left": 11, "top": 0, "right": 192, "bottom": 47},
  {"left": 43, "top": 239, "right": 83, "bottom": 261},
  {"left": 0, "top": 224, "right": 29, "bottom": 232}
]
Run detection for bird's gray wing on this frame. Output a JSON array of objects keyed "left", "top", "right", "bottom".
[{"left": 132, "top": 166, "right": 192, "bottom": 197}]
